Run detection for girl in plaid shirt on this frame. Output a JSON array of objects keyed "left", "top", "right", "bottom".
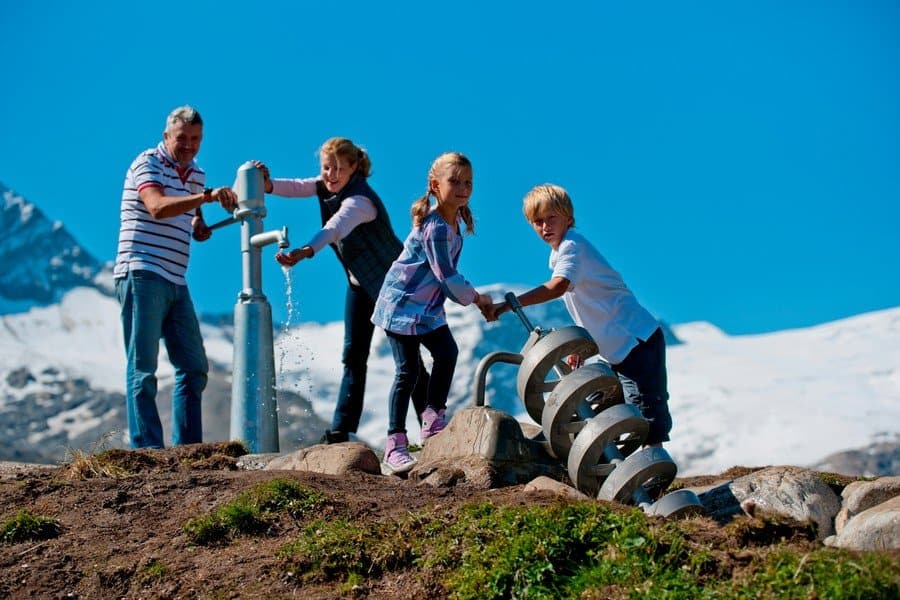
[{"left": 372, "top": 152, "right": 493, "bottom": 474}]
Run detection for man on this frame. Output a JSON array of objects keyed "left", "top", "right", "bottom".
[{"left": 114, "top": 105, "right": 237, "bottom": 448}]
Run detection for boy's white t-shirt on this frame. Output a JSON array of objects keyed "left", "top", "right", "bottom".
[{"left": 550, "top": 229, "right": 659, "bottom": 365}]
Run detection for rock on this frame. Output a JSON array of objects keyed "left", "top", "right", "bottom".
[
  {"left": 524, "top": 476, "right": 589, "bottom": 500},
  {"left": 412, "top": 406, "right": 566, "bottom": 487},
  {"left": 728, "top": 466, "right": 842, "bottom": 540},
  {"left": 834, "top": 477, "right": 900, "bottom": 534},
  {"left": 5, "top": 367, "right": 35, "bottom": 388},
  {"left": 413, "top": 456, "right": 496, "bottom": 489},
  {"left": 236, "top": 453, "right": 281, "bottom": 471},
  {"left": 825, "top": 495, "right": 900, "bottom": 550},
  {"left": 263, "top": 442, "right": 381, "bottom": 476},
  {"left": 698, "top": 466, "right": 842, "bottom": 539}
]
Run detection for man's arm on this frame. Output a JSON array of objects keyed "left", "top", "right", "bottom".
[{"left": 140, "top": 185, "right": 237, "bottom": 219}]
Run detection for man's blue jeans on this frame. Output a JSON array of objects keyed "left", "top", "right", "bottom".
[{"left": 116, "top": 270, "right": 208, "bottom": 448}]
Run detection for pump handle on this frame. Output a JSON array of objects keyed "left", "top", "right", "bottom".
[{"left": 504, "top": 291, "right": 537, "bottom": 334}]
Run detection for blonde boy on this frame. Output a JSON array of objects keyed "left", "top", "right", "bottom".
[{"left": 490, "top": 184, "right": 672, "bottom": 447}]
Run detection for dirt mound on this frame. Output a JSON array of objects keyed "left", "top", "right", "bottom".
[{"left": 0, "top": 444, "right": 864, "bottom": 599}]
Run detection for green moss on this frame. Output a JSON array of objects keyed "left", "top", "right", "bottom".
[
  {"left": 1, "top": 509, "right": 61, "bottom": 544},
  {"left": 274, "top": 498, "right": 900, "bottom": 599},
  {"left": 183, "top": 478, "right": 325, "bottom": 545}
]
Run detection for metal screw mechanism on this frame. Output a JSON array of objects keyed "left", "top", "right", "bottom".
[{"left": 478, "top": 292, "right": 704, "bottom": 518}]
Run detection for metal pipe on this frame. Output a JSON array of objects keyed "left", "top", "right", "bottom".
[
  {"left": 229, "top": 161, "right": 283, "bottom": 454},
  {"left": 471, "top": 351, "right": 523, "bottom": 407},
  {"left": 207, "top": 214, "right": 240, "bottom": 231},
  {"left": 250, "top": 226, "right": 289, "bottom": 249}
]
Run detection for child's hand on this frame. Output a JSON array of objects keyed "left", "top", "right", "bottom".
[
  {"left": 474, "top": 292, "right": 494, "bottom": 320},
  {"left": 566, "top": 353, "right": 583, "bottom": 369},
  {"left": 481, "top": 301, "right": 500, "bottom": 322},
  {"left": 275, "top": 246, "right": 313, "bottom": 267},
  {"left": 250, "top": 160, "right": 273, "bottom": 193},
  {"left": 479, "top": 303, "right": 496, "bottom": 321},
  {"left": 475, "top": 292, "right": 493, "bottom": 309}
]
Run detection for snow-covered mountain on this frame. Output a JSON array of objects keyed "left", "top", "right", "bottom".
[
  {"left": 1, "top": 184, "right": 898, "bottom": 477},
  {"left": 0, "top": 182, "right": 113, "bottom": 313}
]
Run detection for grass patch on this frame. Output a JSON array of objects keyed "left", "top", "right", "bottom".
[
  {"left": 184, "top": 478, "right": 325, "bottom": 545},
  {"left": 63, "top": 431, "right": 136, "bottom": 479},
  {"left": 276, "top": 499, "right": 900, "bottom": 599},
  {"left": 2, "top": 509, "right": 61, "bottom": 543},
  {"left": 61, "top": 440, "right": 249, "bottom": 480},
  {"left": 278, "top": 517, "right": 413, "bottom": 583},
  {"left": 137, "top": 558, "right": 168, "bottom": 583},
  {"left": 63, "top": 448, "right": 139, "bottom": 480}
]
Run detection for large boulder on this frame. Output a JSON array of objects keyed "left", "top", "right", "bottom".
[
  {"left": 825, "top": 495, "right": 900, "bottom": 550},
  {"left": 833, "top": 476, "right": 900, "bottom": 534},
  {"left": 411, "top": 406, "right": 566, "bottom": 488},
  {"left": 699, "top": 466, "right": 841, "bottom": 539},
  {"left": 825, "top": 477, "right": 900, "bottom": 550},
  {"left": 263, "top": 442, "right": 381, "bottom": 476}
]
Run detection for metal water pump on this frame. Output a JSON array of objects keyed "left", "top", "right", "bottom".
[
  {"left": 207, "top": 161, "right": 289, "bottom": 453},
  {"left": 474, "top": 292, "right": 704, "bottom": 518}
]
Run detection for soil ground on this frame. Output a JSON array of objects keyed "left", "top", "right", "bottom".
[{"left": 0, "top": 444, "right": 819, "bottom": 599}]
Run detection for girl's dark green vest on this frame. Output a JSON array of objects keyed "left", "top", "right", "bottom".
[{"left": 316, "top": 175, "right": 404, "bottom": 301}]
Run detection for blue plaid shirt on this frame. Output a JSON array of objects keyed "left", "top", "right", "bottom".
[{"left": 372, "top": 211, "right": 478, "bottom": 335}]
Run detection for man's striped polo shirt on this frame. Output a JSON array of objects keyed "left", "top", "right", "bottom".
[{"left": 114, "top": 142, "right": 206, "bottom": 286}]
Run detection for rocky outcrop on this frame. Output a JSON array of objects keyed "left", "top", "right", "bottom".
[
  {"left": 825, "top": 477, "right": 900, "bottom": 550},
  {"left": 411, "top": 406, "right": 566, "bottom": 488}
]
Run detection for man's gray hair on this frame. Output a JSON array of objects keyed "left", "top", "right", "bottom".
[{"left": 166, "top": 105, "right": 203, "bottom": 131}]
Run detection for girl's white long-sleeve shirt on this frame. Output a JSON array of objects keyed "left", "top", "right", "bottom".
[{"left": 271, "top": 177, "right": 376, "bottom": 254}]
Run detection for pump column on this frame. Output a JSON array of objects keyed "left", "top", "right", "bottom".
[{"left": 229, "top": 161, "right": 285, "bottom": 454}]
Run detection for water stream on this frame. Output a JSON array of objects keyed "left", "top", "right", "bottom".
[{"left": 276, "top": 266, "right": 316, "bottom": 445}]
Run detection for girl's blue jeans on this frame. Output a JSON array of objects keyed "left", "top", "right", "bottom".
[
  {"left": 332, "top": 284, "right": 429, "bottom": 434},
  {"left": 385, "top": 325, "right": 458, "bottom": 434}
]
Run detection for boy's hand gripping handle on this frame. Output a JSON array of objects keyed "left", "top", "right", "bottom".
[{"left": 505, "top": 292, "right": 537, "bottom": 334}]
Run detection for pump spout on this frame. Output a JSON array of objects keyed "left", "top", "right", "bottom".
[{"left": 249, "top": 226, "right": 289, "bottom": 249}]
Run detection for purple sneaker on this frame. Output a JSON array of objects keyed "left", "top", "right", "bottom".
[
  {"left": 383, "top": 432, "right": 416, "bottom": 475},
  {"left": 420, "top": 406, "right": 447, "bottom": 440}
]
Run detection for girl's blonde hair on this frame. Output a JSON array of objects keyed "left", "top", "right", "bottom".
[
  {"left": 318, "top": 137, "right": 372, "bottom": 178},
  {"left": 522, "top": 184, "right": 576, "bottom": 227},
  {"left": 411, "top": 152, "right": 475, "bottom": 234}
]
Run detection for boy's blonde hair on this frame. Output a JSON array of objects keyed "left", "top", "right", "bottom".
[{"left": 523, "top": 184, "right": 575, "bottom": 226}]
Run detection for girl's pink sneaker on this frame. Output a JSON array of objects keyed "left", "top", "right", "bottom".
[
  {"left": 382, "top": 432, "right": 416, "bottom": 475},
  {"left": 420, "top": 407, "right": 447, "bottom": 440}
]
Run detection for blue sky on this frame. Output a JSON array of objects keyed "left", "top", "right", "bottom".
[{"left": 2, "top": 1, "right": 898, "bottom": 335}]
